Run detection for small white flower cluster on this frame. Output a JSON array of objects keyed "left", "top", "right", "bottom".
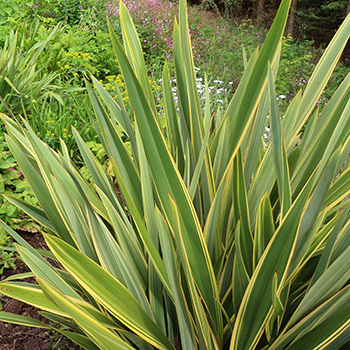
[
  {"left": 264, "top": 110, "right": 285, "bottom": 148},
  {"left": 263, "top": 115, "right": 270, "bottom": 146},
  {"left": 163, "top": 68, "right": 234, "bottom": 114}
]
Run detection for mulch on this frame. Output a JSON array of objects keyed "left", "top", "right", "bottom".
[{"left": 0, "top": 232, "right": 81, "bottom": 350}]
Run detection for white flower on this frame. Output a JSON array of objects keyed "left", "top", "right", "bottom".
[{"left": 279, "top": 94, "right": 286, "bottom": 99}]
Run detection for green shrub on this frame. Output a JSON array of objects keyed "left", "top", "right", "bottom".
[
  {"left": 19, "top": 0, "right": 107, "bottom": 28},
  {"left": 0, "top": 125, "right": 38, "bottom": 275},
  {"left": 276, "top": 36, "right": 315, "bottom": 97},
  {"left": 0, "top": 126, "right": 38, "bottom": 232},
  {"left": 0, "top": 242, "right": 17, "bottom": 275},
  {"left": 0, "top": 0, "right": 23, "bottom": 46},
  {"left": 107, "top": 0, "right": 231, "bottom": 79},
  {"left": 20, "top": 92, "right": 97, "bottom": 160},
  {"left": 0, "top": 1, "right": 119, "bottom": 82},
  {"left": 49, "top": 25, "right": 119, "bottom": 81},
  {"left": 1, "top": 0, "right": 350, "bottom": 349}
]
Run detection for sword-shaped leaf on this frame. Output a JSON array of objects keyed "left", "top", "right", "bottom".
[
  {"left": 44, "top": 234, "right": 175, "bottom": 350},
  {"left": 268, "top": 64, "right": 291, "bottom": 219},
  {"left": 107, "top": 12, "right": 222, "bottom": 337}
]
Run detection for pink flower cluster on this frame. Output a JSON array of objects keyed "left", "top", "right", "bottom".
[
  {"left": 106, "top": 0, "right": 223, "bottom": 64},
  {"left": 107, "top": 0, "right": 175, "bottom": 59}
]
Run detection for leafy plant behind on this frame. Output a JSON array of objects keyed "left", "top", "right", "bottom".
[
  {"left": 0, "top": 126, "right": 38, "bottom": 274},
  {"left": 0, "top": 22, "right": 61, "bottom": 114},
  {"left": 1, "top": 0, "right": 350, "bottom": 349},
  {"left": 0, "top": 126, "right": 38, "bottom": 231}
]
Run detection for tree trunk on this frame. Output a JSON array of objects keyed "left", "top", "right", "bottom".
[
  {"left": 347, "top": 0, "right": 350, "bottom": 15},
  {"left": 257, "top": 0, "right": 265, "bottom": 25},
  {"left": 288, "top": 0, "right": 298, "bottom": 36}
]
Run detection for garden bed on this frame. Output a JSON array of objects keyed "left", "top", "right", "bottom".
[{"left": 0, "top": 232, "right": 81, "bottom": 350}]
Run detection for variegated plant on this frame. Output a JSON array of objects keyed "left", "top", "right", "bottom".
[
  {"left": 0, "top": 22, "right": 62, "bottom": 114},
  {"left": 1, "top": 0, "right": 350, "bottom": 349}
]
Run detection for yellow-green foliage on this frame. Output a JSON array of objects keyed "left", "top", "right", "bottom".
[{"left": 0, "top": 0, "right": 350, "bottom": 349}]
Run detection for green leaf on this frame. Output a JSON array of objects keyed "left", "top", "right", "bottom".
[
  {"left": 0, "top": 312, "right": 50, "bottom": 328},
  {"left": 270, "top": 286, "right": 350, "bottom": 350},
  {"left": 38, "top": 278, "right": 135, "bottom": 350},
  {"left": 233, "top": 150, "right": 253, "bottom": 275},
  {"left": 162, "top": 61, "right": 184, "bottom": 173},
  {"left": 119, "top": 0, "right": 157, "bottom": 115},
  {"left": 107, "top": 13, "right": 222, "bottom": 337},
  {"left": 232, "top": 222, "right": 250, "bottom": 314},
  {"left": 310, "top": 202, "right": 350, "bottom": 286},
  {"left": 230, "top": 172, "right": 313, "bottom": 350},
  {"left": 292, "top": 13, "right": 350, "bottom": 139},
  {"left": 291, "top": 244, "right": 350, "bottom": 326},
  {"left": 155, "top": 208, "right": 197, "bottom": 350},
  {"left": 44, "top": 234, "right": 175, "bottom": 350},
  {"left": 214, "top": 0, "right": 292, "bottom": 182},
  {"left": 0, "top": 282, "right": 67, "bottom": 317},
  {"left": 268, "top": 64, "right": 291, "bottom": 219},
  {"left": 253, "top": 193, "right": 275, "bottom": 268}
]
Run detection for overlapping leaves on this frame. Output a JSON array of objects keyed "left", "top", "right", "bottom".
[{"left": 0, "top": 0, "right": 350, "bottom": 349}]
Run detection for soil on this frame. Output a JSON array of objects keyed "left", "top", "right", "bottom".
[{"left": 0, "top": 232, "right": 81, "bottom": 350}]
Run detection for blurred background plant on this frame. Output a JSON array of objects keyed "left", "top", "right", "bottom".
[{"left": 1, "top": 0, "right": 348, "bottom": 115}]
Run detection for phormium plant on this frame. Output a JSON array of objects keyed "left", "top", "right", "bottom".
[
  {"left": 0, "top": 0, "right": 350, "bottom": 349},
  {"left": 0, "top": 22, "right": 63, "bottom": 114}
]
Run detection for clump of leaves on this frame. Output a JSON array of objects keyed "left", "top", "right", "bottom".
[
  {"left": 0, "top": 0, "right": 350, "bottom": 349},
  {"left": 0, "top": 235, "right": 17, "bottom": 274}
]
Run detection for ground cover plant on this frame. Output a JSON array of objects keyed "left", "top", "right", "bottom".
[
  {"left": 0, "top": 126, "right": 38, "bottom": 275},
  {"left": 0, "top": 0, "right": 350, "bottom": 349},
  {"left": 1, "top": 0, "right": 348, "bottom": 133}
]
